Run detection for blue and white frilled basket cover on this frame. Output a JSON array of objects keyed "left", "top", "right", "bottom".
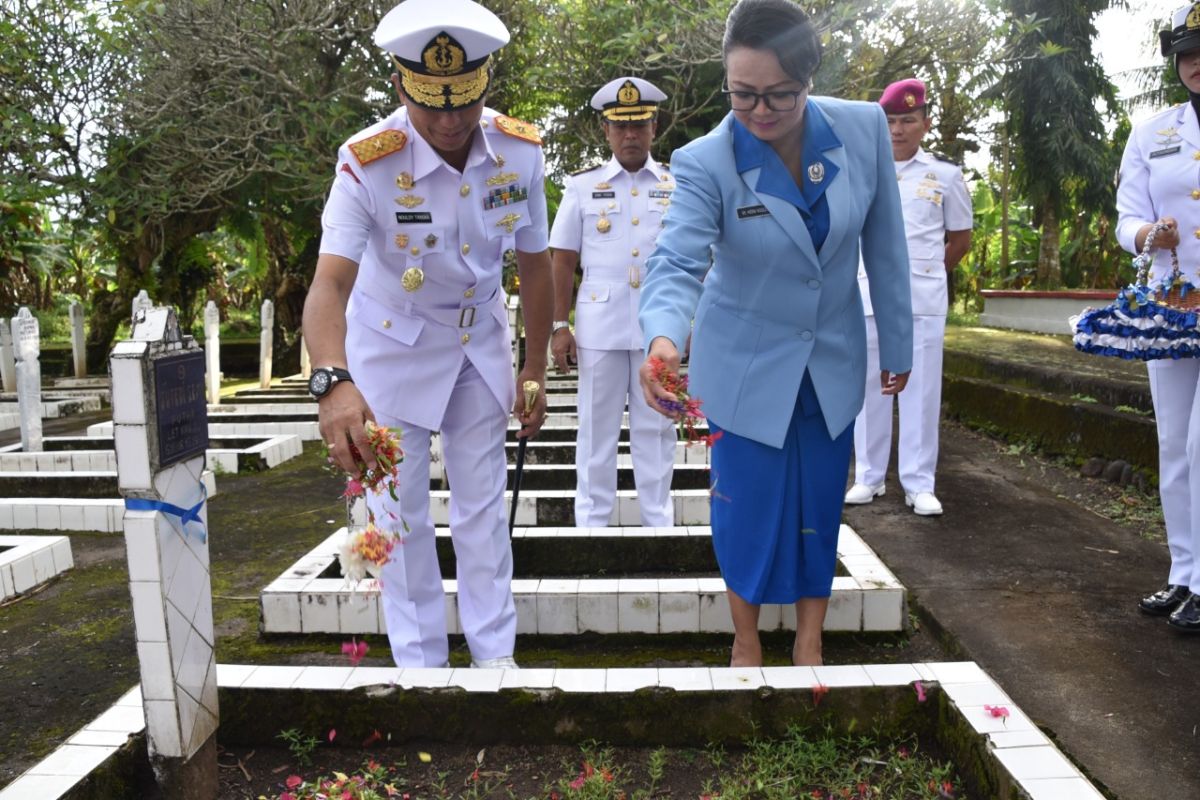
[{"left": 1071, "top": 241, "right": 1200, "bottom": 361}]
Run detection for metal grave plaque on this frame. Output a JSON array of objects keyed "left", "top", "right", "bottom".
[{"left": 154, "top": 350, "right": 209, "bottom": 467}]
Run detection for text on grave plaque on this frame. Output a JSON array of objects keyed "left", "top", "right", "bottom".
[{"left": 155, "top": 351, "right": 209, "bottom": 467}]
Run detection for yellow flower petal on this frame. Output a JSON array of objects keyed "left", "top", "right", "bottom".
[{"left": 418, "top": 751, "right": 432, "bottom": 763}]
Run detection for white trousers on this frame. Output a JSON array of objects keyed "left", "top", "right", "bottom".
[
  {"left": 1147, "top": 358, "right": 1200, "bottom": 592},
  {"left": 575, "top": 347, "right": 676, "bottom": 527},
  {"left": 370, "top": 359, "right": 516, "bottom": 667},
  {"left": 853, "top": 314, "right": 946, "bottom": 494}
]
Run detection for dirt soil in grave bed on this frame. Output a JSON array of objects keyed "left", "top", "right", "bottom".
[{"left": 217, "top": 733, "right": 963, "bottom": 800}]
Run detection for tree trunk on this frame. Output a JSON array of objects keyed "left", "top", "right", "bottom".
[
  {"left": 1000, "top": 128, "right": 1011, "bottom": 280},
  {"left": 261, "top": 214, "right": 318, "bottom": 376},
  {"left": 1036, "top": 205, "right": 1062, "bottom": 287}
]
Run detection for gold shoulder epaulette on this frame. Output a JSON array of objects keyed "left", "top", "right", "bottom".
[
  {"left": 571, "top": 163, "right": 602, "bottom": 176},
  {"left": 348, "top": 129, "right": 408, "bottom": 166},
  {"left": 494, "top": 115, "right": 542, "bottom": 145}
]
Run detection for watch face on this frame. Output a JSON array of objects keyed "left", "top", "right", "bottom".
[{"left": 309, "top": 370, "right": 331, "bottom": 397}]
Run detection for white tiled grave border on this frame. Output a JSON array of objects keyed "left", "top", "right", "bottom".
[
  {"left": 89, "top": 419, "right": 322, "bottom": 441},
  {"left": 0, "top": 534, "right": 72, "bottom": 601},
  {"left": 0, "top": 470, "right": 218, "bottom": 533},
  {"left": 0, "top": 662, "right": 1105, "bottom": 800},
  {"left": 0, "top": 434, "right": 302, "bottom": 475},
  {"left": 260, "top": 524, "right": 905, "bottom": 635}
]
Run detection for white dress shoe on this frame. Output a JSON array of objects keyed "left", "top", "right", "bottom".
[
  {"left": 470, "top": 655, "right": 519, "bottom": 669},
  {"left": 844, "top": 483, "right": 885, "bottom": 505},
  {"left": 905, "top": 491, "right": 943, "bottom": 516}
]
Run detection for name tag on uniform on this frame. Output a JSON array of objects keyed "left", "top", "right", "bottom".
[
  {"left": 648, "top": 189, "right": 672, "bottom": 199},
  {"left": 395, "top": 212, "right": 433, "bottom": 224},
  {"left": 592, "top": 191, "right": 615, "bottom": 199},
  {"left": 736, "top": 204, "right": 770, "bottom": 219},
  {"left": 1150, "top": 146, "right": 1181, "bottom": 159}
]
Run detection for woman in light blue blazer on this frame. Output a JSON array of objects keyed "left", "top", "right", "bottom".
[{"left": 638, "top": 0, "right": 913, "bottom": 667}]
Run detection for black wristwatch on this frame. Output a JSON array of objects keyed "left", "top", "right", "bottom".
[{"left": 308, "top": 366, "right": 353, "bottom": 399}]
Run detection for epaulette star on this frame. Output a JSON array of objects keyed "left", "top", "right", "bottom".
[
  {"left": 348, "top": 129, "right": 408, "bottom": 166},
  {"left": 494, "top": 115, "right": 542, "bottom": 145}
]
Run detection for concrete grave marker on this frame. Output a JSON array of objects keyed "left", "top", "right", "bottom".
[
  {"left": 132, "top": 289, "right": 153, "bottom": 322},
  {"left": 111, "top": 306, "right": 217, "bottom": 798},
  {"left": 299, "top": 331, "right": 312, "bottom": 379},
  {"left": 70, "top": 300, "right": 87, "bottom": 378},
  {"left": 0, "top": 319, "right": 15, "bottom": 394},
  {"left": 204, "top": 301, "right": 220, "bottom": 405},
  {"left": 259, "top": 299, "right": 274, "bottom": 389},
  {"left": 13, "top": 307, "right": 42, "bottom": 452}
]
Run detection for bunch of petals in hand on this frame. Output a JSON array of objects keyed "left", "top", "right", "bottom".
[
  {"left": 648, "top": 357, "right": 721, "bottom": 447},
  {"left": 338, "top": 523, "right": 400, "bottom": 584},
  {"left": 335, "top": 421, "right": 404, "bottom": 502}
]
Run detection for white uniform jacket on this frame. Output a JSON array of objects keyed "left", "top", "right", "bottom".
[
  {"left": 549, "top": 155, "right": 673, "bottom": 350},
  {"left": 319, "top": 107, "right": 549, "bottom": 430},
  {"left": 859, "top": 148, "right": 972, "bottom": 316},
  {"left": 1117, "top": 102, "right": 1200, "bottom": 280}
]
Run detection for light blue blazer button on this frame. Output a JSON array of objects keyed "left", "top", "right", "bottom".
[
  {"left": 807, "top": 279, "right": 821, "bottom": 290},
  {"left": 800, "top": 330, "right": 813, "bottom": 341}
]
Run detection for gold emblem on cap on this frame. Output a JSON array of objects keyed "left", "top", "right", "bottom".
[
  {"left": 396, "top": 172, "right": 415, "bottom": 190},
  {"left": 402, "top": 267, "right": 424, "bottom": 292},
  {"left": 423, "top": 34, "right": 466, "bottom": 76},
  {"left": 1189, "top": 4, "right": 1200, "bottom": 29},
  {"left": 496, "top": 212, "right": 522, "bottom": 233},
  {"left": 904, "top": 92, "right": 916, "bottom": 108},
  {"left": 617, "top": 80, "right": 641, "bottom": 105},
  {"left": 425, "top": 233, "right": 439, "bottom": 247},
  {"left": 487, "top": 172, "right": 519, "bottom": 186},
  {"left": 395, "top": 195, "right": 425, "bottom": 208},
  {"left": 808, "top": 162, "right": 825, "bottom": 183},
  {"left": 394, "top": 234, "right": 410, "bottom": 249},
  {"left": 596, "top": 209, "right": 612, "bottom": 234}
]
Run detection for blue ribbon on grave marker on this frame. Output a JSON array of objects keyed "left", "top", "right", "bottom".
[{"left": 124, "top": 484, "right": 208, "bottom": 544}]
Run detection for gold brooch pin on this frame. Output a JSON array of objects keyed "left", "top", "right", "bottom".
[
  {"left": 596, "top": 209, "right": 612, "bottom": 234},
  {"left": 396, "top": 172, "right": 415, "bottom": 190},
  {"left": 395, "top": 195, "right": 425, "bottom": 208},
  {"left": 493, "top": 153, "right": 506, "bottom": 168},
  {"left": 394, "top": 234, "right": 409, "bottom": 248},
  {"left": 495, "top": 212, "right": 521, "bottom": 233},
  {"left": 595, "top": 182, "right": 612, "bottom": 190}
]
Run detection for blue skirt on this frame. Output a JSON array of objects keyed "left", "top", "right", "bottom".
[{"left": 708, "top": 372, "right": 852, "bottom": 604}]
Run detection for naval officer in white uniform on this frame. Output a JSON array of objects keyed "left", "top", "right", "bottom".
[
  {"left": 845, "top": 78, "right": 972, "bottom": 517},
  {"left": 1121, "top": 3, "right": 1200, "bottom": 631},
  {"left": 549, "top": 77, "right": 677, "bottom": 527},
  {"left": 303, "top": 0, "right": 553, "bottom": 668}
]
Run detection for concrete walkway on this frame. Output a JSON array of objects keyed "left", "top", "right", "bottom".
[{"left": 846, "top": 418, "right": 1196, "bottom": 799}]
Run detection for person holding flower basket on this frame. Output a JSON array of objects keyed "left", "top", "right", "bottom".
[
  {"left": 638, "top": 0, "right": 913, "bottom": 667},
  {"left": 303, "top": 0, "right": 552, "bottom": 668}
]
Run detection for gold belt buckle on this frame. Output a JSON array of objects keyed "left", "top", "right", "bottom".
[{"left": 458, "top": 306, "right": 476, "bottom": 327}]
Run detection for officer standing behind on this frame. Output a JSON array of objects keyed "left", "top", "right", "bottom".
[
  {"left": 845, "top": 78, "right": 972, "bottom": 517},
  {"left": 303, "top": 0, "right": 552, "bottom": 668},
  {"left": 549, "top": 77, "right": 677, "bottom": 528}
]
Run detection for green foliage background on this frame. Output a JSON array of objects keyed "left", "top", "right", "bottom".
[{"left": 0, "top": 0, "right": 1175, "bottom": 354}]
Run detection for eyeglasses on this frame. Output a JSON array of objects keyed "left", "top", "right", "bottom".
[{"left": 722, "top": 87, "right": 807, "bottom": 112}]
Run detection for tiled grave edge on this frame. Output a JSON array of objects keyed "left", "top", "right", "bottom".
[
  {"left": 89, "top": 419, "right": 322, "bottom": 441},
  {"left": 260, "top": 525, "right": 906, "bottom": 635},
  {"left": 0, "top": 662, "right": 1104, "bottom": 800},
  {"left": 0, "top": 434, "right": 302, "bottom": 474},
  {"left": 0, "top": 534, "right": 72, "bottom": 600},
  {"left": 0, "top": 470, "right": 218, "bottom": 533}
]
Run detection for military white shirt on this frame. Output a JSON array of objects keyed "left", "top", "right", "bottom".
[
  {"left": 319, "top": 106, "right": 548, "bottom": 429},
  {"left": 1117, "top": 102, "right": 1200, "bottom": 284},
  {"left": 549, "top": 155, "right": 672, "bottom": 350},
  {"left": 860, "top": 147, "right": 972, "bottom": 316}
]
